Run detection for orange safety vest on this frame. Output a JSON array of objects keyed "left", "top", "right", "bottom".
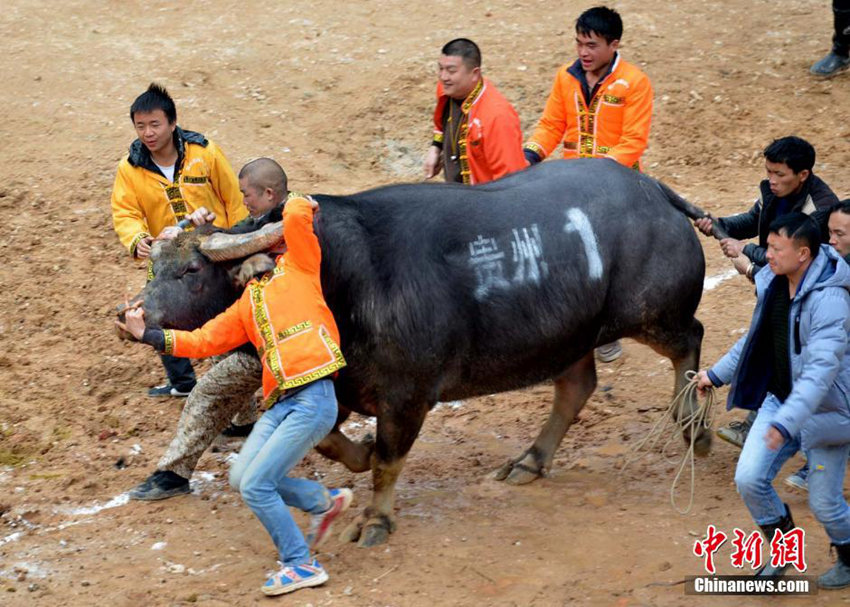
[
  {"left": 432, "top": 78, "right": 527, "bottom": 184},
  {"left": 163, "top": 197, "right": 345, "bottom": 407},
  {"left": 525, "top": 55, "right": 653, "bottom": 170}
]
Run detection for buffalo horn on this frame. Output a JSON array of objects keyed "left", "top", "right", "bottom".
[{"left": 199, "top": 221, "right": 284, "bottom": 262}]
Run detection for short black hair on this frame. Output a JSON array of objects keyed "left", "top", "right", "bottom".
[
  {"left": 130, "top": 83, "right": 177, "bottom": 124},
  {"left": 769, "top": 212, "right": 821, "bottom": 259},
  {"left": 763, "top": 136, "right": 815, "bottom": 174},
  {"left": 830, "top": 199, "right": 850, "bottom": 217},
  {"left": 441, "top": 38, "right": 481, "bottom": 69},
  {"left": 576, "top": 6, "right": 623, "bottom": 43}
]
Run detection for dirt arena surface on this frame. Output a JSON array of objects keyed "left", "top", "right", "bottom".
[{"left": 2, "top": 1, "right": 849, "bottom": 605}]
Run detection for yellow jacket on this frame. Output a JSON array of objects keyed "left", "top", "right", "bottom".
[
  {"left": 111, "top": 128, "right": 247, "bottom": 257},
  {"left": 525, "top": 55, "right": 653, "bottom": 170}
]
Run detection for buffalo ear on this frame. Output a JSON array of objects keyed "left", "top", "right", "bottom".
[{"left": 229, "top": 253, "right": 276, "bottom": 288}]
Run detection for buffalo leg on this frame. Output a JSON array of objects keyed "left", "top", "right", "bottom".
[
  {"left": 315, "top": 427, "right": 374, "bottom": 473},
  {"left": 340, "top": 398, "right": 431, "bottom": 548},
  {"left": 494, "top": 351, "right": 597, "bottom": 485},
  {"left": 642, "top": 317, "right": 710, "bottom": 455}
]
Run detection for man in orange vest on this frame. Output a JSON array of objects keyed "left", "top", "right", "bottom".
[
  {"left": 424, "top": 38, "right": 527, "bottom": 185},
  {"left": 524, "top": 6, "right": 653, "bottom": 362},
  {"left": 120, "top": 196, "right": 352, "bottom": 597}
]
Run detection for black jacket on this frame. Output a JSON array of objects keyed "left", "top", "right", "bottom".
[{"left": 717, "top": 174, "right": 838, "bottom": 267}]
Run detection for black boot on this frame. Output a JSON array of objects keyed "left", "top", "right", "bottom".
[
  {"left": 832, "top": 6, "right": 850, "bottom": 58},
  {"left": 819, "top": 543, "right": 850, "bottom": 589},
  {"left": 811, "top": 51, "right": 850, "bottom": 77},
  {"left": 755, "top": 504, "right": 795, "bottom": 577},
  {"left": 128, "top": 470, "right": 190, "bottom": 501},
  {"left": 812, "top": 7, "right": 850, "bottom": 76}
]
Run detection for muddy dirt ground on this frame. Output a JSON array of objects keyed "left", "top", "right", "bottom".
[{"left": 1, "top": 1, "right": 849, "bottom": 605}]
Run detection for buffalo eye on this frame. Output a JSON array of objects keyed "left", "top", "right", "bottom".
[{"left": 180, "top": 261, "right": 203, "bottom": 278}]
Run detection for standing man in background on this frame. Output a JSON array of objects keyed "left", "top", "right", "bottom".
[
  {"left": 523, "top": 6, "right": 653, "bottom": 172},
  {"left": 811, "top": 1, "right": 850, "bottom": 77},
  {"left": 524, "top": 6, "right": 653, "bottom": 362},
  {"left": 111, "top": 83, "right": 247, "bottom": 397},
  {"left": 424, "top": 38, "right": 527, "bottom": 185}
]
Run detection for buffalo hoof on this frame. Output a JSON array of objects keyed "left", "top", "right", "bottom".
[
  {"left": 340, "top": 512, "right": 395, "bottom": 547},
  {"left": 357, "top": 522, "right": 390, "bottom": 548},
  {"left": 493, "top": 453, "right": 544, "bottom": 485},
  {"left": 692, "top": 428, "right": 712, "bottom": 457}
]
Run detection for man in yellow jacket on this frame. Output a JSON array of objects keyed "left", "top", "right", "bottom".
[
  {"left": 524, "top": 6, "right": 653, "bottom": 362},
  {"left": 111, "top": 83, "right": 247, "bottom": 396}
]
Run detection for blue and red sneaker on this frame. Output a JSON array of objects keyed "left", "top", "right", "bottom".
[
  {"left": 262, "top": 559, "right": 329, "bottom": 596},
  {"left": 306, "top": 488, "right": 354, "bottom": 550}
]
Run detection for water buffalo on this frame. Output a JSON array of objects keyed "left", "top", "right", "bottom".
[{"left": 126, "top": 159, "right": 723, "bottom": 548}]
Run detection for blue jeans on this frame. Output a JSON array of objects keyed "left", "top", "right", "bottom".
[
  {"left": 735, "top": 394, "right": 801, "bottom": 525},
  {"left": 736, "top": 394, "right": 850, "bottom": 545},
  {"left": 808, "top": 444, "right": 850, "bottom": 545},
  {"left": 229, "top": 379, "right": 337, "bottom": 566}
]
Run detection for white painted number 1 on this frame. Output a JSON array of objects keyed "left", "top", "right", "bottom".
[{"left": 563, "top": 208, "right": 603, "bottom": 280}]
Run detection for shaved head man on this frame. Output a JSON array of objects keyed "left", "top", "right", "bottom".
[{"left": 239, "top": 157, "right": 289, "bottom": 217}]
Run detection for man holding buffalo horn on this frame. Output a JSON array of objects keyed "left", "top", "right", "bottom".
[
  {"left": 127, "top": 158, "right": 298, "bottom": 501},
  {"left": 119, "top": 193, "right": 352, "bottom": 597}
]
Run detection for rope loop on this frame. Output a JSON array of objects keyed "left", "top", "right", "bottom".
[{"left": 620, "top": 370, "right": 716, "bottom": 514}]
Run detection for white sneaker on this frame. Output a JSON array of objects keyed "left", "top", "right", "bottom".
[{"left": 261, "top": 559, "right": 328, "bottom": 596}]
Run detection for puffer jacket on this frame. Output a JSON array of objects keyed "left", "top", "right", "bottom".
[{"left": 709, "top": 245, "right": 850, "bottom": 449}]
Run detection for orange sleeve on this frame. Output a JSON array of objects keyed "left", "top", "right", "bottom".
[
  {"left": 432, "top": 83, "right": 447, "bottom": 145},
  {"left": 604, "top": 73, "right": 653, "bottom": 168},
  {"left": 166, "top": 297, "right": 249, "bottom": 359},
  {"left": 525, "top": 69, "right": 569, "bottom": 159},
  {"left": 485, "top": 102, "right": 527, "bottom": 180},
  {"left": 282, "top": 197, "right": 320, "bottom": 274}
]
